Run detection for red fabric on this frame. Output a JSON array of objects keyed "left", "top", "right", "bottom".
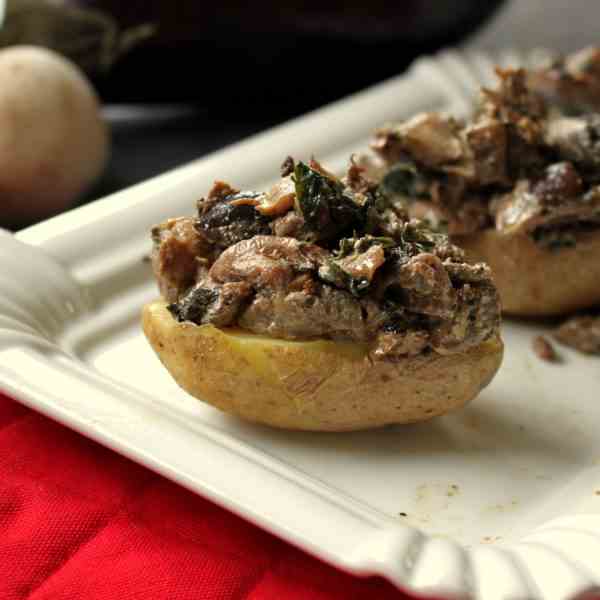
[{"left": 0, "top": 391, "right": 431, "bottom": 600}]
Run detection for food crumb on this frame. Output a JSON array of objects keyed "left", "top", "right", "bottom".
[
  {"left": 482, "top": 535, "right": 502, "bottom": 544},
  {"left": 280, "top": 155, "right": 295, "bottom": 177},
  {"left": 447, "top": 484, "right": 460, "bottom": 497},
  {"left": 532, "top": 335, "right": 560, "bottom": 362},
  {"left": 554, "top": 313, "right": 600, "bottom": 355}
]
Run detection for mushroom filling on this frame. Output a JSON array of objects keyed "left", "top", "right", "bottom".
[
  {"left": 368, "top": 51, "right": 600, "bottom": 248},
  {"left": 151, "top": 157, "right": 501, "bottom": 361}
]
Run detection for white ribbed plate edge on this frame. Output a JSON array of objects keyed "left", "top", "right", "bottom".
[{"left": 1, "top": 49, "right": 600, "bottom": 600}]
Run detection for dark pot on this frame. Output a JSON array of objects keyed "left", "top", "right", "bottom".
[{"left": 72, "top": 0, "right": 504, "bottom": 115}]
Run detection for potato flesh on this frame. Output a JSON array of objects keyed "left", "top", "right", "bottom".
[{"left": 143, "top": 301, "right": 503, "bottom": 431}]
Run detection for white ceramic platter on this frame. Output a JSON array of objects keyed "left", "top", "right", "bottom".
[{"left": 2, "top": 49, "right": 600, "bottom": 600}]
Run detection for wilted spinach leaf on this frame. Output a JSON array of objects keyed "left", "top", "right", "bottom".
[
  {"left": 335, "top": 235, "right": 395, "bottom": 259},
  {"left": 396, "top": 221, "right": 446, "bottom": 254},
  {"left": 317, "top": 235, "right": 393, "bottom": 297},
  {"left": 317, "top": 261, "right": 370, "bottom": 297},
  {"left": 379, "top": 162, "right": 430, "bottom": 200},
  {"left": 292, "top": 161, "right": 365, "bottom": 239}
]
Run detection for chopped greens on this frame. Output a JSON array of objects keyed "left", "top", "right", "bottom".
[
  {"left": 292, "top": 161, "right": 365, "bottom": 239},
  {"left": 396, "top": 221, "right": 446, "bottom": 254},
  {"left": 335, "top": 235, "right": 395, "bottom": 258},
  {"left": 316, "top": 235, "right": 393, "bottom": 297},
  {"left": 318, "top": 261, "right": 371, "bottom": 297},
  {"left": 379, "top": 162, "right": 431, "bottom": 200}
]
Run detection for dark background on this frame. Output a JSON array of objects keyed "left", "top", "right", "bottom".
[{"left": 78, "top": 0, "right": 505, "bottom": 207}]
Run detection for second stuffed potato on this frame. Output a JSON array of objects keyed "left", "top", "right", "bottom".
[
  {"left": 370, "top": 51, "right": 600, "bottom": 317},
  {"left": 456, "top": 229, "right": 600, "bottom": 316}
]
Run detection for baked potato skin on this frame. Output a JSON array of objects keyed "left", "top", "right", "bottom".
[
  {"left": 142, "top": 300, "right": 503, "bottom": 431},
  {"left": 454, "top": 230, "right": 600, "bottom": 317}
]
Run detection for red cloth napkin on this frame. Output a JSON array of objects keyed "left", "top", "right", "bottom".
[{"left": 0, "top": 391, "right": 436, "bottom": 600}]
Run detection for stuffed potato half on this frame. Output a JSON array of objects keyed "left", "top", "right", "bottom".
[
  {"left": 369, "top": 52, "right": 600, "bottom": 317},
  {"left": 143, "top": 300, "right": 503, "bottom": 431},
  {"left": 144, "top": 156, "right": 504, "bottom": 431},
  {"left": 456, "top": 229, "right": 600, "bottom": 316}
]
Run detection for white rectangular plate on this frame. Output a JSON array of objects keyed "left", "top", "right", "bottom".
[{"left": 2, "top": 49, "right": 600, "bottom": 600}]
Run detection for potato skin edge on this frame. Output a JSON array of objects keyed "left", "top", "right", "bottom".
[
  {"left": 142, "top": 300, "right": 503, "bottom": 431},
  {"left": 454, "top": 229, "right": 600, "bottom": 317}
]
